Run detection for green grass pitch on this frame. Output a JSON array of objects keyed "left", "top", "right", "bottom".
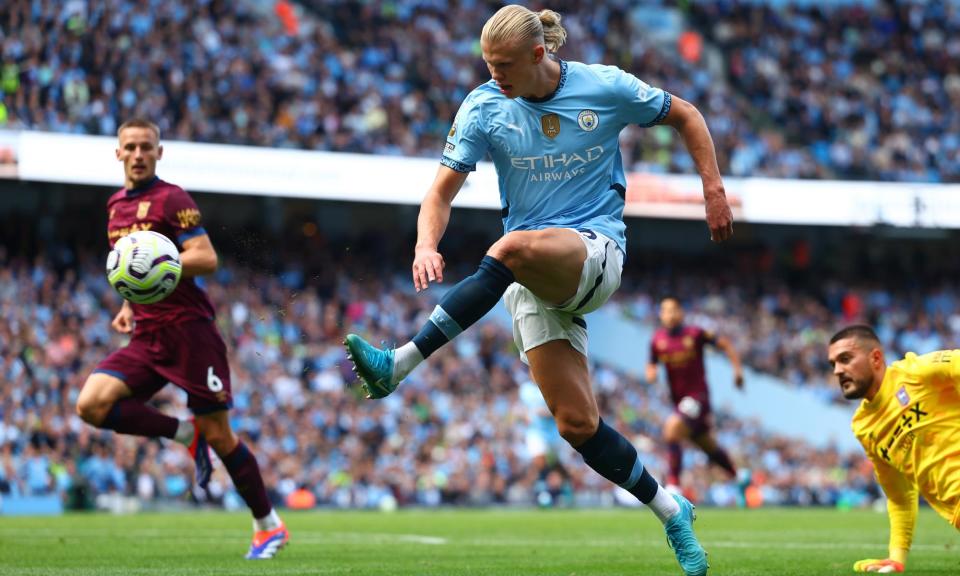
[{"left": 1, "top": 508, "right": 957, "bottom": 575}]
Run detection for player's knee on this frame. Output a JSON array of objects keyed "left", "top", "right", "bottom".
[
  {"left": 75, "top": 395, "right": 109, "bottom": 426},
  {"left": 663, "top": 424, "right": 680, "bottom": 443},
  {"left": 555, "top": 412, "right": 599, "bottom": 446},
  {"left": 487, "top": 233, "right": 535, "bottom": 273},
  {"left": 206, "top": 434, "right": 236, "bottom": 456},
  {"left": 663, "top": 415, "right": 687, "bottom": 443},
  {"left": 198, "top": 421, "right": 237, "bottom": 455}
]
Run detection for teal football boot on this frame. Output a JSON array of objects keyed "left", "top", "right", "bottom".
[{"left": 344, "top": 334, "right": 398, "bottom": 399}]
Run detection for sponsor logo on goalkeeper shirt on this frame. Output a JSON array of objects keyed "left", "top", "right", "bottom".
[{"left": 878, "top": 402, "right": 928, "bottom": 462}]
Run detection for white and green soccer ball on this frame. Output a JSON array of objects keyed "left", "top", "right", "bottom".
[{"left": 106, "top": 230, "right": 182, "bottom": 304}]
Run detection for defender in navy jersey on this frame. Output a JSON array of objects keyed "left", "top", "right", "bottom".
[
  {"left": 76, "top": 119, "right": 288, "bottom": 559},
  {"left": 346, "top": 6, "right": 733, "bottom": 575}
]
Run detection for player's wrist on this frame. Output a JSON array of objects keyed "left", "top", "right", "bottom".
[
  {"left": 889, "top": 547, "right": 908, "bottom": 564},
  {"left": 853, "top": 558, "right": 904, "bottom": 573},
  {"left": 703, "top": 184, "right": 726, "bottom": 199},
  {"left": 414, "top": 243, "right": 439, "bottom": 254}
]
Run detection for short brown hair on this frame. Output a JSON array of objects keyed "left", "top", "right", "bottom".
[{"left": 117, "top": 118, "right": 161, "bottom": 141}]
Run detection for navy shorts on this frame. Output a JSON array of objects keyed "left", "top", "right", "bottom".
[{"left": 94, "top": 319, "right": 232, "bottom": 414}]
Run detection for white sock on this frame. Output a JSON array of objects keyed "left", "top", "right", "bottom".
[
  {"left": 254, "top": 508, "right": 282, "bottom": 532},
  {"left": 393, "top": 342, "right": 424, "bottom": 383},
  {"left": 173, "top": 419, "right": 195, "bottom": 446},
  {"left": 646, "top": 485, "right": 681, "bottom": 524}
]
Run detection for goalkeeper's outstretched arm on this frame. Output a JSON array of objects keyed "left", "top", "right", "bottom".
[{"left": 854, "top": 456, "right": 917, "bottom": 572}]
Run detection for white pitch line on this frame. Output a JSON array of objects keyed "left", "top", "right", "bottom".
[{"left": 394, "top": 534, "right": 448, "bottom": 545}]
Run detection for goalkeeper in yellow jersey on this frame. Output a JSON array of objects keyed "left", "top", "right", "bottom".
[{"left": 828, "top": 325, "right": 960, "bottom": 573}]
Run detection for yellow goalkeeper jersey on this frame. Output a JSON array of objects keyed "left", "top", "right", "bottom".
[{"left": 852, "top": 350, "right": 960, "bottom": 551}]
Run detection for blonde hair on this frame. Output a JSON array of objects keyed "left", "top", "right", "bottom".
[
  {"left": 481, "top": 5, "right": 567, "bottom": 54},
  {"left": 118, "top": 118, "right": 161, "bottom": 141}
]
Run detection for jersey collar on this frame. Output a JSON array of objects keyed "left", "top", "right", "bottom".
[
  {"left": 521, "top": 59, "right": 567, "bottom": 104},
  {"left": 125, "top": 175, "right": 159, "bottom": 197}
]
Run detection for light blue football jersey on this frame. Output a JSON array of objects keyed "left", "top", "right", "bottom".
[{"left": 441, "top": 60, "right": 671, "bottom": 254}]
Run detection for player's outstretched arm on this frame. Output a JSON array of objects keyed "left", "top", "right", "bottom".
[
  {"left": 179, "top": 234, "right": 218, "bottom": 277},
  {"left": 659, "top": 96, "right": 733, "bottom": 242},
  {"left": 413, "top": 166, "right": 468, "bottom": 292},
  {"left": 863, "top": 456, "right": 916, "bottom": 572},
  {"left": 716, "top": 336, "right": 744, "bottom": 388}
]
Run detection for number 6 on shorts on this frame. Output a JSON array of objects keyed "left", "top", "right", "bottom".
[{"left": 207, "top": 366, "right": 224, "bottom": 392}]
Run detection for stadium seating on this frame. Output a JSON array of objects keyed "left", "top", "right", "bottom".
[
  {"left": 689, "top": 0, "right": 960, "bottom": 182},
  {"left": 1, "top": 0, "right": 956, "bottom": 181}
]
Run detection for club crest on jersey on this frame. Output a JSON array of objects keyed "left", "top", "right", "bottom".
[
  {"left": 577, "top": 110, "right": 598, "bottom": 131},
  {"left": 896, "top": 386, "right": 910, "bottom": 407},
  {"left": 540, "top": 114, "right": 561, "bottom": 139},
  {"left": 683, "top": 336, "right": 694, "bottom": 349},
  {"left": 137, "top": 201, "right": 151, "bottom": 219}
]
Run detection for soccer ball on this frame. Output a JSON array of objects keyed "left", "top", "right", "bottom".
[{"left": 106, "top": 230, "right": 182, "bottom": 304}]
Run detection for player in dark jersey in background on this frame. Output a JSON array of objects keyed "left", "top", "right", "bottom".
[
  {"left": 75, "top": 119, "right": 289, "bottom": 559},
  {"left": 646, "top": 297, "right": 744, "bottom": 498}
]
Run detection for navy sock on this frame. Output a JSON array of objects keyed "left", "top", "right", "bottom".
[
  {"left": 667, "top": 442, "right": 683, "bottom": 485},
  {"left": 412, "top": 255, "right": 514, "bottom": 358},
  {"left": 102, "top": 399, "right": 178, "bottom": 439},
  {"left": 707, "top": 446, "right": 737, "bottom": 478},
  {"left": 574, "top": 419, "right": 660, "bottom": 504},
  {"left": 223, "top": 441, "right": 272, "bottom": 519}
]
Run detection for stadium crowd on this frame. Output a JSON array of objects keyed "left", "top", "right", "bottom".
[
  {"left": 1, "top": 0, "right": 958, "bottom": 181},
  {"left": 0, "top": 246, "right": 882, "bottom": 512},
  {"left": 689, "top": 0, "right": 960, "bottom": 183}
]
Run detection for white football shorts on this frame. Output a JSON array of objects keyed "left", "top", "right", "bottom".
[{"left": 503, "top": 229, "right": 623, "bottom": 364}]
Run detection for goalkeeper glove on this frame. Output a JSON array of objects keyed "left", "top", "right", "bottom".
[{"left": 853, "top": 559, "right": 904, "bottom": 573}]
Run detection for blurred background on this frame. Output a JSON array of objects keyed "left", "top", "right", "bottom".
[{"left": 2, "top": 0, "right": 960, "bottom": 518}]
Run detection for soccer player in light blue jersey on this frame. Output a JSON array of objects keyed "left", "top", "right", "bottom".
[{"left": 345, "top": 6, "right": 733, "bottom": 575}]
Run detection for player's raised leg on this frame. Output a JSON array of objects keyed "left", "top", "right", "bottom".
[
  {"left": 528, "top": 340, "right": 709, "bottom": 576},
  {"left": 195, "top": 411, "right": 289, "bottom": 560},
  {"left": 692, "top": 430, "right": 747, "bottom": 507},
  {"left": 76, "top": 369, "right": 212, "bottom": 487},
  {"left": 345, "top": 228, "right": 582, "bottom": 398},
  {"left": 79, "top": 336, "right": 214, "bottom": 486},
  {"left": 691, "top": 432, "right": 737, "bottom": 479},
  {"left": 345, "top": 251, "right": 515, "bottom": 398}
]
